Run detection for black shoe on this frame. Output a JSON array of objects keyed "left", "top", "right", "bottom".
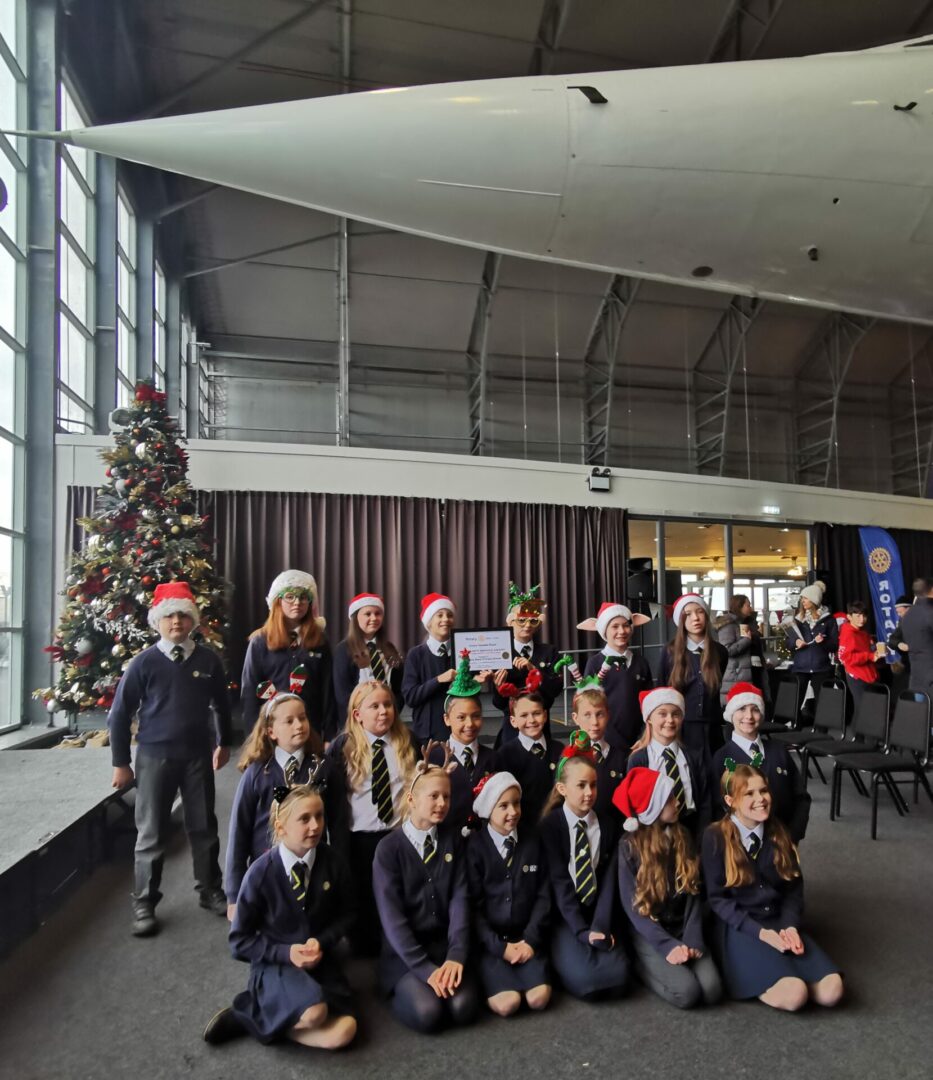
[
  {"left": 203, "top": 1007, "right": 245, "bottom": 1045},
  {"left": 199, "top": 888, "right": 228, "bottom": 916},
  {"left": 131, "top": 901, "right": 159, "bottom": 937}
]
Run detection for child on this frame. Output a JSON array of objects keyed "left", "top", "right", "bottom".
[
  {"left": 332, "top": 592, "right": 404, "bottom": 721},
  {"left": 495, "top": 690, "right": 564, "bottom": 824},
  {"left": 401, "top": 592, "right": 458, "bottom": 744},
  {"left": 711, "top": 683, "right": 810, "bottom": 842},
  {"left": 702, "top": 763, "right": 843, "bottom": 1011},
  {"left": 492, "top": 583, "right": 563, "bottom": 746},
  {"left": 373, "top": 743, "right": 480, "bottom": 1033},
  {"left": 578, "top": 603, "right": 653, "bottom": 749},
  {"left": 224, "top": 691, "right": 331, "bottom": 918},
  {"left": 627, "top": 687, "right": 713, "bottom": 838},
  {"left": 837, "top": 600, "right": 880, "bottom": 709},
  {"left": 658, "top": 594, "right": 728, "bottom": 757},
  {"left": 240, "top": 570, "right": 338, "bottom": 742},
  {"left": 571, "top": 682, "right": 628, "bottom": 816},
  {"left": 466, "top": 772, "right": 552, "bottom": 1016},
  {"left": 326, "top": 680, "right": 418, "bottom": 954},
  {"left": 430, "top": 650, "right": 498, "bottom": 832},
  {"left": 203, "top": 785, "right": 357, "bottom": 1049},
  {"left": 613, "top": 767, "right": 722, "bottom": 1009},
  {"left": 539, "top": 733, "right": 630, "bottom": 1000},
  {"left": 108, "top": 581, "right": 232, "bottom": 937}
]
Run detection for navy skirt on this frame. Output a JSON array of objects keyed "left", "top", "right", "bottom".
[
  {"left": 232, "top": 960, "right": 355, "bottom": 1043},
  {"left": 715, "top": 921, "right": 839, "bottom": 999},
  {"left": 479, "top": 948, "right": 550, "bottom": 996},
  {"left": 550, "top": 923, "right": 630, "bottom": 999}
]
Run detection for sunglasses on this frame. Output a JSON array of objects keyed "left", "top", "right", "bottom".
[{"left": 514, "top": 617, "right": 542, "bottom": 627}]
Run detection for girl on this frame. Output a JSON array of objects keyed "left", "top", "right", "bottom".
[
  {"left": 496, "top": 690, "right": 564, "bottom": 824},
  {"left": 702, "top": 764, "right": 843, "bottom": 1011},
  {"left": 373, "top": 743, "right": 480, "bottom": 1033},
  {"left": 466, "top": 772, "right": 552, "bottom": 1016},
  {"left": 785, "top": 580, "right": 837, "bottom": 715},
  {"left": 627, "top": 687, "right": 712, "bottom": 837},
  {"left": 613, "top": 767, "right": 722, "bottom": 1009},
  {"left": 204, "top": 785, "right": 357, "bottom": 1049},
  {"left": 716, "top": 594, "right": 766, "bottom": 703},
  {"left": 571, "top": 684, "right": 628, "bottom": 816},
  {"left": 659, "top": 594, "right": 728, "bottom": 757},
  {"left": 837, "top": 600, "right": 880, "bottom": 709},
  {"left": 401, "top": 592, "right": 458, "bottom": 744},
  {"left": 539, "top": 732, "right": 630, "bottom": 1000},
  {"left": 241, "top": 570, "right": 338, "bottom": 743},
  {"left": 326, "top": 679, "right": 418, "bottom": 954},
  {"left": 332, "top": 592, "right": 404, "bottom": 722},
  {"left": 225, "top": 692, "right": 331, "bottom": 918},
  {"left": 712, "top": 682, "right": 810, "bottom": 841},
  {"left": 579, "top": 603, "right": 653, "bottom": 749}
]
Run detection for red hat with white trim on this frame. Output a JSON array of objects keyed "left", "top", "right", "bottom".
[
  {"left": 348, "top": 592, "right": 384, "bottom": 620},
  {"left": 472, "top": 771, "right": 522, "bottom": 819},
  {"left": 577, "top": 601, "right": 651, "bottom": 640},
  {"left": 612, "top": 767, "right": 675, "bottom": 832},
  {"left": 672, "top": 593, "right": 709, "bottom": 627},
  {"left": 148, "top": 581, "right": 200, "bottom": 630},
  {"left": 421, "top": 592, "right": 455, "bottom": 628},
  {"left": 723, "top": 681, "right": 764, "bottom": 724},
  {"left": 639, "top": 686, "right": 685, "bottom": 723},
  {"left": 833, "top": 611, "right": 847, "bottom": 627}
]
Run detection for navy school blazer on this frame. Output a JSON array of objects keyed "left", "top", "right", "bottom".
[
  {"left": 583, "top": 651, "right": 653, "bottom": 749},
  {"left": 331, "top": 638, "right": 404, "bottom": 726},
  {"left": 626, "top": 743, "right": 713, "bottom": 836},
  {"left": 617, "top": 838, "right": 704, "bottom": 958},
  {"left": 593, "top": 741, "right": 629, "bottom": 817},
  {"left": 711, "top": 738, "right": 811, "bottom": 843},
  {"left": 401, "top": 643, "right": 455, "bottom": 743},
  {"left": 492, "top": 641, "right": 564, "bottom": 741},
  {"left": 428, "top": 741, "right": 499, "bottom": 832},
  {"left": 496, "top": 737, "right": 564, "bottom": 826}
]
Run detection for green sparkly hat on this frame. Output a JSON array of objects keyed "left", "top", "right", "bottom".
[{"left": 445, "top": 648, "right": 484, "bottom": 704}]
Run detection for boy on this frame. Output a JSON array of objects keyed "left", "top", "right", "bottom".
[
  {"left": 571, "top": 684, "right": 628, "bottom": 816},
  {"left": 108, "top": 581, "right": 232, "bottom": 936},
  {"left": 401, "top": 592, "right": 458, "bottom": 743},
  {"left": 579, "top": 603, "right": 653, "bottom": 748},
  {"left": 837, "top": 600, "right": 879, "bottom": 708},
  {"left": 496, "top": 691, "right": 563, "bottom": 823}
]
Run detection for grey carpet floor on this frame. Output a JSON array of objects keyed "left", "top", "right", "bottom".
[{"left": 0, "top": 759, "right": 931, "bottom": 1080}]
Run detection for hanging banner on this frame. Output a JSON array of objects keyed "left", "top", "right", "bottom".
[{"left": 857, "top": 527, "right": 905, "bottom": 661}]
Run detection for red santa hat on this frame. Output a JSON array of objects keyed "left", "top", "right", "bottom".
[
  {"left": 722, "top": 681, "right": 765, "bottom": 724},
  {"left": 421, "top": 592, "right": 455, "bottom": 628},
  {"left": 639, "top": 686, "right": 685, "bottom": 723},
  {"left": 833, "top": 611, "right": 847, "bottom": 627},
  {"left": 472, "top": 771, "right": 522, "bottom": 819},
  {"left": 672, "top": 593, "right": 709, "bottom": 627},
  {"left": 348, "top": 592, "right": 384, "bottom": 620},
  {"left": 577, "top": 602, "right": 651, "bottom": 640},
  {"left": 148, "top": 581, "right": 200, "bottom": 630},
  {"left": 612, "top": 767, "right": 676, "bottom": 832}
]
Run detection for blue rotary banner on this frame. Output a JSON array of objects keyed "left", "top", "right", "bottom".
[{"left": 857, "top": 527, "right": 905, "bottom": 656}]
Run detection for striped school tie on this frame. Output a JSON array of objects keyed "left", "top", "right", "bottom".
[
  {"left": 593, "top": 743, "right": 604, "bottom": 765},
  {"left": 503, "top": 835, "right": 516, "bottom": 868},
  {"left": 422, "top": 832, "right": 436, "bottom": 865},
  {"left": 531, "top": 743, "right": 546, "bottom": 760},
  {"left": 461, "top": 746, "right": 474, "bottom": 772},
  {"left": 367, "top": 640, "right": 387, "bottom": 683},
  {"left": 574, "top": 820, "right": 596, "bottom": 906},
  {"left": 171, "top": 645, "right": 184, "bottom": 663},
  {"left": 290, "top": 861, "right": 308, "bottom": 904},
  {"left": 371, "top": 739, "right": 394, "bottom": 825},
  {"left": 662, "top": 747, "right": 686, "bottom": 813},
  {"left": 747, "top": 833, "right": 762, "bottom": 861},
  {"left": 284, "top": 755, "right": 298, "bottom": 786},
  {"left": 750, "top": 741, "right": 762, "bottom": 759}
]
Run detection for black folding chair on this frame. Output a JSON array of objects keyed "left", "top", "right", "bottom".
[
  {"left": 828, "top": 691, "right": 933, "bottom": 839},
  {"left": 770, "top": 679, "right": 848, "bottom": 787},
  {"left": 758, "top": 675, "right": 800, "bottom": 735},
  {"left": 802, "top": 682, "right": 890, "bottom": 799}
]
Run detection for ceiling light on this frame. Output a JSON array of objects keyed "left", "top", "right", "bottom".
[
  {"left": 788, "top": 565, "right": 805, "bottom": 577},
  {"left": 781, "top": 527, "right": 790, "bottom": 533},
  {"left": 707, "top": 569, "right": 727, "bottom": 581}
]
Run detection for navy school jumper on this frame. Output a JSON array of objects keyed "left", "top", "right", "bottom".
[
  {"left": 583, "top": 650, "right": 653, "bottom": 749},
  {"left": 401, "top": 643, "right": 455, "bottom": 743}
]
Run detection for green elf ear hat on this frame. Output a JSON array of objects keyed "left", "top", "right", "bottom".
[
  {"left": 555, "top": 729, "right": 597, "bottom": 781},
  {"left": 507, "top": 581, "right": 546, "bottom": 621},
  {"left": 444, "top": 648, "right": 485, "bottom": 711}
]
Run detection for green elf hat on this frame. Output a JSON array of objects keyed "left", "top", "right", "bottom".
[{"left": 444, "top": 648, "right": 485, "bottom": 711}]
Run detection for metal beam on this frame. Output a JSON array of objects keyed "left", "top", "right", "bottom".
[
  {"left": 705, "top": 0, "right": 785, "bottom": 63},
  {"left": 93, "top": 154, "right": 117, "bottom": 431},
  {"left": 334, "top": 0, "right": 353, "bottom": 448},
  {"left": 581, "top": 276, "right": 641, "bottom": 465},
  {"left": 155, "top": 183, "right": 220, "bottom": 222},
  {"left": 890, "top": 336, "right": 933, "bottom": 496},
  {"left": 793, "top": 312, "right": 876, "bottom": 487},
  {"left": 529, "top": 0, "right": 575, "bottom": 76},
  {"left": 692, "top": 295, "right": 763, "bottom": 475},
  {"left": 466, "top": 252, "right": 502, "bottom": 456}
]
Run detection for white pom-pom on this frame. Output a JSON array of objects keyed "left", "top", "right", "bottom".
[
  {"left": 47, "top": 697, "right": 61, "bottom": 714},
  {"left": 135, "top": 442, "right": 148, "bottom": 459},
  {"left": 74, "top": 638, "right": 93, "bottom": 656},
  {"left": 461, "top": 826, "right": 471, "bottom": 838},
  {"left": 623, "top": 817, "right": 640, "bottom": 832}
]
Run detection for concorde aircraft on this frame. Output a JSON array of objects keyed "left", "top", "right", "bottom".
[{"left": 6, "top": 37, "right": 933, "bottom": 324}]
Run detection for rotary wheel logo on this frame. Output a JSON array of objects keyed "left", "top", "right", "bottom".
[{"left": 869, "top": 547, "right": 892, "bottom": 574}]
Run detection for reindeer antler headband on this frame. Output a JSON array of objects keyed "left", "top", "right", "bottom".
[{"left": 409, "top": 739, "right": 458, "bottom": 796}]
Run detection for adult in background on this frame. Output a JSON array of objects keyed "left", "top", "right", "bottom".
[
  {"left": 902, "top": 577, "right": 933, "bottom": 698},
  {"left": 715, "top": 594, "right": 768, "bottom": 705},
  {"left": 884, "top": 595, "right": 913, "bottom": 697},
  {"left": 332, "top": 592, "right": 404, "bottom": 721},
  {"left": 784, "top": 580, "right": 837, "bottom": 717},
  {"left": 240, "top": 570, "right": 338, "bottom": 743}
]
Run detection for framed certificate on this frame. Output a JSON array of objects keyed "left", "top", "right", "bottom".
[{"left": 453, "top": 628, "right": 513, "bottom": 672}]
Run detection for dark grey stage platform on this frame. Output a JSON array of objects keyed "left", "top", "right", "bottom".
[{"left": 0, "top": 748, "right": 134, "bottom": 957}]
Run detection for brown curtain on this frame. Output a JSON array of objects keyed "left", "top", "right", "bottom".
[{"left": 65, "top": 487, "right": 97, "bottom": 552}]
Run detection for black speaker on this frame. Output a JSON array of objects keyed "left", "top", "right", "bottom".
[{"left": 626, "top": 570, "right": 683, "bottom": 602}]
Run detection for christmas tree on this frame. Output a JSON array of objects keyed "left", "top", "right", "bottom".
[{"left": 36, "top": 380, "right": 229, "bottom": 718}]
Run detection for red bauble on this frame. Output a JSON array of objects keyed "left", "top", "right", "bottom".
[
  {"left": 105, "top": 468, "right": 112, "bottom": 477},
  {"left": 141, "top": 575, "right": 153, "bottom": 585},
  {"left": 101, "top": 567, "right": 111, "bottom": 576},
  {"left": 136, "top": 547, "right": 145, "bottom": 556},
  {"left": 151, "top": 538, "right": 161, "bottom": 547}
]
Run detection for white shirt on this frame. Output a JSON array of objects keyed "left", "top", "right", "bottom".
[
  {"left": 488, "top": 824, "right": 518, "bottom": 860},
  {"left": 731, "top": 814, "right": 764, "bottom": 854},
  {"left": 647, "top": 739, "right": 695, "bottom": 810},
  {"left": 157, "top": 637, "right": 195, "bottom": 661},
  {"left": 426, "top": 635, "right": 452, "bottom": 659},
  {"left": 686, "top": 638, "right": 705, "bottom": 653},
  {"left": 513, "top": 637, "right": 534, "bottom": 658},
  {"left": 732, "top": 732, "right": 766, "bottom": 762},
  {"left": 402, "top": 820, "right": 438, "bottom": 859},
  {"left": 448, "top": 735, "right": 479, "bottom": 769},
  {"left": 274, "top": 746, "right": 306, "bottom": 773},
  {"left": 518, "top": 732, "right": 548, "bottom": 755},
  {"left": 602, "top": 646, "right": 633, "bottom": 665},
  {"left": 278, "top": 842, "right": 316, "bottom": 879},
  {"left": 349, "top": 728, "right": 404, "bottom": 832},
  {"left": 562, "top": 805, "right": 600, "bottom": 881},
  {"left": 591, "top": 738, "right": 612, "bottom": 762}
]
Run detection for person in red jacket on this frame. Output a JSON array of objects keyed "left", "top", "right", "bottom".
[{"left": 836, "top": 601, "right": 879, "bottom": 709}]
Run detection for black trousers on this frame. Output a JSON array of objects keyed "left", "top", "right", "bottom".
[{"left": 133, "top": 751, "right": 221, "bottom": 904}]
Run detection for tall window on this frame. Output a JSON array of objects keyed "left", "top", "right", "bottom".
[
  {"left": 57, "top": 78, "right": 95, "bottom": 432},
  {"left": 0, "top": 0, "right": 26, "bottom": 729},
  {"left": 153, "top": 261, "right": 166, "bottom": 390},
  {"left": 116, "top": 185, "right": 137, "bottom": 405}
]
